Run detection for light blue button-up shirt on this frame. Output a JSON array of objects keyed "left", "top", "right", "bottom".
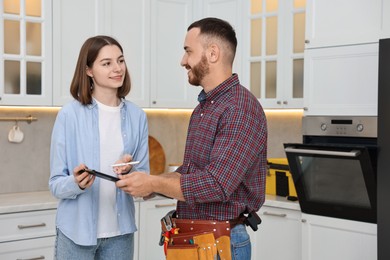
[{"left": 49, "top": 99, "right": 149, "bottom": 246}]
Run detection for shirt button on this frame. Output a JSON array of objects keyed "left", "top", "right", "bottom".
[
  {"left": 201, "top": 113, "right": 203, "bottom": 117},
  {"left": 211, "top": 100, "right": 214, "bottom": 104}
]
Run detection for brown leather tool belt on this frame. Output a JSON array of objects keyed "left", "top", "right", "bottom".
[{"left": 160, "top": 214, "right": 247, "bottom": 260}]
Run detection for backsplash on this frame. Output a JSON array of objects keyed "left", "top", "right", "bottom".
[{"left": 0, "top": 107, "right": 302, "bottom": 194}]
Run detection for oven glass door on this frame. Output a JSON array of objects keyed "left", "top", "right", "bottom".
[{"left": 284, "top": 143, "right": 376, "bottom": 223}]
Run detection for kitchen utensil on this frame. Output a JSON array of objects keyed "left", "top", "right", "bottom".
[
  {"left": 149, "top": 135, "right": 166, "bottom": 175},
  {"left": 8, "top": 125, "right": 24, "bottom": 143}
]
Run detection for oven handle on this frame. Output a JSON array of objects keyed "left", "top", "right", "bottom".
[{"left": 284, "top": 147, "right": 361, "bottom": 157}]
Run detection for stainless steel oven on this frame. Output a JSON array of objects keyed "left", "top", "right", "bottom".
[{"left": 284, "top": 116, "right": 377, "bottom": 223}]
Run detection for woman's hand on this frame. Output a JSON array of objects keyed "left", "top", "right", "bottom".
[
  {"left": 112, "top": 154, "right": 134, "bottom": 175},
  {"left": 73, "top": 164, "right": 95, "bottom": 190}
]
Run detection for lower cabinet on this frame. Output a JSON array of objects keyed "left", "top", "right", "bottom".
[
  {"left": 136, "top": 198, "right": 177, "bottom": 260},
  {"left": 0, "top": 236, "right": 55, "bottom": 260},
  {"left": 0, "top": 209, "right": 57, "bottom": 260},
  {"left": 250, "top": 205, "right": 302, "bottom": 260},
  {"left": 301, "top": 213, "right": 377, "bottom": 260}
]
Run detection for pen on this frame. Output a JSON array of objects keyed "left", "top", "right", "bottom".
[{"left": 111, "top": 161, "right": 140, "bottom": 167}]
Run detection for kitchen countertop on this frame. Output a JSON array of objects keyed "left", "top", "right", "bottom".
[
  {"left": 0, "top": 191, "right": 300, "bottom": 214},
  {"left": 263, "top": 194, "right": 300, "bottom": 211},
  {"left": 0, "top": 191, "right": 58, "bottom": 214}
]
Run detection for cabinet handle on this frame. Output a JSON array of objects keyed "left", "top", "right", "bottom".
[
  {"left": 17, "top": 256, "right": 45, "bottom": 260},
  {"left": 305, "top": 39, "right": 310, "bottom": 44},
  {"left": 17, "top": 223, "right": 46, "bottom": 229},
  {"left": 276, "top": 100, "right": 281, "bottom": 105},
  {"left": 301, "top": 219, "right": 307, "bottom": 223},
  {"left": 283, "top": 100, "right": 288, "bottom": 105},
  {"left": 155, "top": 203, "right": 176, "bottom": 208},
  {"left": 263, "top": 211, "right": 287, "bottom": 217}
]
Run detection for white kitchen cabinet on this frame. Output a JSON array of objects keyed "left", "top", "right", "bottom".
[
  {"left": 149, "top": 0, "right": 198, "bottom": 108},
  {"left": 250, "top": 205, "right": 302, "bottom": 260},
  {"left": 137, "top": 198, "right": 177, "bottom": 260},
  {"left": 0, "top": 0, "right": 52, "bottom": 106},
  {"left": 0, "top": 236, "right": 55, "bottom": 260},
  {"left": 305, "top": 0, "right": 383, "bottom": 49},
  {"left": 133, "top": 200, "right": 140, "bottom": 260},
  {"left": 52, "top": 0, "right": 106, "bottom": 106},
  {"left": 0, "top": 209, "right": 56, "bottom": 260},
  {"left": 381, "top": 1, "right": 390, "bottom": 39},
  {"left": 104, "top": 0, "right": 150, "bottom": 108},
  {"left": 301, "top": 213, "right": 377, "bottom": 260},
  {"left": 148, "top": 0, "right": 245, "bottom": 108},
  {"left": 245, "top": 0, "right": 306, "bottom": 109},
  {"left": 53, "top": 0, "right": 150, "bottom": 107},
  {"left": 52, "top": 0, "right": 245, "bottom": 108},
  {"left": 303, "top": 43, "right": 378, "bottom": 116}
]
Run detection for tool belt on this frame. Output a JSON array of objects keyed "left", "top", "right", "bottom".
[{"left": 159, "top": 210, "right": 243, "bottom": 260}]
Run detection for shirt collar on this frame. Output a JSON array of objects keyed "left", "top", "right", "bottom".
[
  {"left": 87, "top": 97, "right": 126, "bottom": 109},
  {"left": 197, "top": 74, "right": 239, "bottom": 104}
]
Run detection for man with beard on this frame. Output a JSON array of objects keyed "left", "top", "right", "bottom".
[{"left": 116, "top": 17, "right": 268, "bottom": 259}]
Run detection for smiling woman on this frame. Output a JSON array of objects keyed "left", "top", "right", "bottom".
[{"left": 49, "top": 35, "right": 149, "bottom": 260}]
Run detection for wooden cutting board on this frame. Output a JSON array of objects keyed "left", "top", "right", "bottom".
[{"left": 148, "top": 135, "right": 166, "bottom": 175}]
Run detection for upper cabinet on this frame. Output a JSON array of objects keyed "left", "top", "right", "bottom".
[
  {"left": 53, "top": 0, "right": 150, "bottom": 107},
  {"left": 52, "top": 0, "right": 105, "bottom": 106},
  {"left": 246, "top": 0, "right": 306, "bottom": 109},
  {"left": 304, "top": 43, "right": 378, "bottom": 116},
  {"left": 148, "top": 0, "right": 245, "bottom": 108},
  {"left": 0, "top": 0, "right": 52, "bottom": 106},
  {"left": 148, "top": 0, "right": 198, "bottom": 108},
  {"left": 303, "top": 0, "right": 385, "bottom": 116},
  {"left": 52, "top": 0, "right": 245, "bottom": 108},
  {"left": 305, "top": 0, "right": 388, "bottom": 49}
]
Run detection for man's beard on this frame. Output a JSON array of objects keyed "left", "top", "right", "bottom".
[{"left": 188, "top": 54, "right": 209, "bottom": 86}]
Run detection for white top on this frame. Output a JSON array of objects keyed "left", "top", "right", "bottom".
[{"left": 96, "top": 99, "right": 123, "bottom": 238}]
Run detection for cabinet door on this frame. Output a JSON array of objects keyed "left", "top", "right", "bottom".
[
  {"left": 0, "top": 0, "right": 52, "bottom": 105},
  {"left": 138, "top": 198, "right": 177, "bottom": 260},
  {"left": 305, "top": 0, "right": 383, "bottom": 48},
  {"left": 106, "top": 0, "right": 150, "bottom": 108},
  {"left": 150, "top": 0, "right": 199, "bottom": 108},
  {"left": 52, "top": 0, "right": 103, "bottom": 106},
  {"left": 381, "top": 0, "right": 390, "bottom": 39},
  {"left": 304, "top": 43, "right": 378, "bottom": 116},
  {"left": 252, "top": 206, "right": 301, "bottom": 260},
  {"left": 202, "top": 0, "right": 244, "bottom": 81},
  {"left": 0, "top": 209, "right": 56, "bottom": 242},
  {"left": 0, "top": 236, "right": 55, "bottom": 260},
  {"left": 133, "top": 201, "right": 140, "bottom": 260},
  {"left": 301, "top": 213, "right": 377, "bottom": 260},
  {"left": 245, "top": 0, "right": 305, "bottom": 109}
]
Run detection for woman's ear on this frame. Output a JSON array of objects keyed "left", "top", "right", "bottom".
[{"left": 86, "top": 66, "right": 93, "bottom": 78}]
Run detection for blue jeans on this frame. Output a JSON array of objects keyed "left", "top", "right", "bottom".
[
  {"left": 55, "top": 228, "right": 134, "bottom": 260},
  {"left": 230, "top": 224, "right": 251, "bottom": 260}
]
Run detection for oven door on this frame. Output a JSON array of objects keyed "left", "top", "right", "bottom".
[{"left": 284, "top": 143, "right": 377, "bottom": 223}]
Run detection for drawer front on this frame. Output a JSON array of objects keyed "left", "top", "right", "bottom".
[
  {"left": 0, "top": 210, "right": 56, "bottom": 242},
  {"left": 0, "top": 236, "right": 55, "bottom": 260}
]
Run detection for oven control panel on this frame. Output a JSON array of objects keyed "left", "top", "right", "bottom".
[{"left": 303, "top": 116, "right": 377, "bottom": 137}]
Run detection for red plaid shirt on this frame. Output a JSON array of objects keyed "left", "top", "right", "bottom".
[{"left": 176, "top": 74, "right": 267, "bottom": 221}]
